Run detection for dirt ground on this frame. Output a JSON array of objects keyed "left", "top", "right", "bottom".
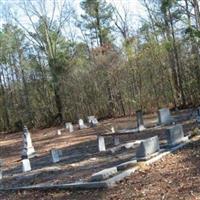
[{"left": 1, "top": 109, "right": 200, "bottom": 199}]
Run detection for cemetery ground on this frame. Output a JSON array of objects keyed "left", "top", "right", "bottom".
[{"left": 1, "top": 109, "right": 200, "bottom": 199}]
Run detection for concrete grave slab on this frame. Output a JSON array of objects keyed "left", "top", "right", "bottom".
[
  {"left": 165, "top": 124, "right": 185, "bottom": 147},
  {"left": 116, "top": 160, "right": 137, "bottom": 171},
  {"left": 136, "top": 136, "right": 160, "bottom": 161},
  {"left": 90, "top": 167, "right": 118, "bottom": 182},
  {"left": 22, "top": 159, "right": 31, "bottom": 172}
]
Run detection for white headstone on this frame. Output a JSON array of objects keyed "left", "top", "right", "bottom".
[
  {"left": 65, "top": 122, "right": 74, "bottom": 132},
  {"left": 88, "top": 116, "right": 98, "bottom": 126},
  {"left": 79, "top": 119, "right": 87, "bottom": 129},
  {"left": 57, "top": 129, "right": 61, "bottom": 135},
  {"left": 51, "top": 149, "right": 61, "bottom": 163},
  {"left": 111, "top": 126, "right": 115, "bottom": 133},
  {"left": 98, "top": 136, "right": 106, "bottom": 152},
  {"left": 21, "top": 126, "right": 35, "bottom": 158},
  {"left": 22, "top": 159, "right": 31, "bottom": 172}
]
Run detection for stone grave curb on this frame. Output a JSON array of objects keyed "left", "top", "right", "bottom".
[{"left": 0, "top": 135, "right": 198, "bottom": 192}]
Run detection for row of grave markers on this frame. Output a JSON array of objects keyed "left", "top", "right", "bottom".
[{"left": 1, "top": 107, "right": 199, "bottom": 179}]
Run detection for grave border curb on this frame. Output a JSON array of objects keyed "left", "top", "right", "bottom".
[{"left": 0, "top": 135, "right": 198, "bottom": 192}]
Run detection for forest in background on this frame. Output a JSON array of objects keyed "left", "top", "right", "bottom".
[{"left": 0, "top": 0, "right": 200, "bottom": 132}]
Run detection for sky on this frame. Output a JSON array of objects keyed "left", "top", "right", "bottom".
[{"left": 0, "top": 0, "right": 147, "bottom": 42}]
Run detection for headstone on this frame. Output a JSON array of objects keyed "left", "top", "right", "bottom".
[
  {"left": 165, "top": 124, "right": 185, "bottom": 147},
  {"left": 51, "top": 149, "right": 61, "bottom": 163},
  {"left": 98, "top": 136, "right": 106, "bottom": 152},
  {"left": 79, "top": 119, "right": 87, "bottom": 129},
  {"left": 136, "top": 110, "right": 145, "bottom": 131},
  {"left": 57, "top": 129, "right": 61, "bottom": 135},
  {"left": 22, "top": 158, "right": 31, "bottom": 172},
  {"left": 65, "top": 122, "right": 74, "bottom": 132},
  {"left": 113, "top": 135, "right": 120, "bottom": 146},
  {"left": 111, "top": 126, "right": 115, "bottom": 133},
  {"left": 88, "top": 116, "right": 98, "bottom": 127},
  {"left": 21, "top": 126, "right": 35, "bottom": 159},
  {"left": 0, "top": 160, "right": 3, "bottom": 180},
  {"left": 90, "top": 167, "right": 117, "bottom": 181},
  {"left": 136, "top": 136, "right": 160, "bottom": 160},
  {"left": 158, "top": 108, "right": 173, "bottom": 124}
]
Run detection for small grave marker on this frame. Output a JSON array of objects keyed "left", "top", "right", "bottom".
[
  {"left": 136, "top": 136, "right": 160, "bottom": 160},
  {"left": 158, "top": 108, "right": 173, "bottom": 124},
  {"left": 51, "top": 149, "right": 61, "bottom": 163},
  {"left": 65, "top": 122, "right": 74, "bottom": 132},
  {"left": 88, "top": 116, "right": 98, "bottom": 127},
  {"left": 22, "top": 158, "right": 31, "bottom": 172},
  {"left": 113, "top": 135, "right": 120, "bottom": 146},
  {"left": 98, "top": 136, "right": 106, "bottom": 152},
  {"left": 136, "top": 110, "right": 145, "bottom": 131},
  {"left": 79, "top": 119, "right": 87, "bottom": 129},
  {"left": 165, "top": 124, "right": 185, "bottom": 147}
]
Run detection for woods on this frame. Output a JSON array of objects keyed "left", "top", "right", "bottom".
[{"left": 0, "top": 0, "right": 200, "bottom": 132}]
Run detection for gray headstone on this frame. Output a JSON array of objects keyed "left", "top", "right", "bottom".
[
  {"left": 65, "top": 122, "right": 74, "bottom": 132},
  {"left": 79, "top": 119, "right": 87, "bottom": 129},
  {"left": 98, "top": 136, "right": 106, "bottom": 152},
  {"left": 88, "top": 116, "right": 98, "bottom": 127},
  {"left": 113, "top": 135, "right": 120, "bottom": 146},
  {"left": 158, "top": 108, "right": 173, "bottom": 124},
  {"left": 90, "top": 167, "right": 117, "bottom": 182},
  {"left": 51, "top": 149, "right": 61, "bottom": 163},
  {"left": 136, "top": 110, "right": 145, "bottom": 131},
  {"left": 165, "top": 124, "right": 184, "bottom": 147},
  {"left": 22, "top": 158, "right": 31, "bottom": 172},
  {"left": 136, "top": 136, "right": 160, "bottom": 160},
  {"left": 21, "top": 126, "right": 35, "bottom": 158}
]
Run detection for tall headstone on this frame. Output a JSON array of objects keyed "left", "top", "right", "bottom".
[
  {"left": 158, "top": 108, "right": 172, "bottom": 125},
  {"left": 21, "top": 126, "right": 35, "bottom": 159},
  {"left": 136, "top": 110, "right": 145, "bottom": 131},
  {"left": 88, "top": 116, "right": 98, "bottom": 127},
  {"left": 65, "top": 122, "right": 74, "bottom": 132},
  {"left": 22, "top": 158, "right": 31, "bottom": 172},
  {"left": 136, "top": 136, "right": 160, "bottom": 160},
  {"left": 165, "top": 124, "right": 185, "bottom": 147},
  {"left": 79, "top": 119, "right": 87, "bottom": 129}
]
